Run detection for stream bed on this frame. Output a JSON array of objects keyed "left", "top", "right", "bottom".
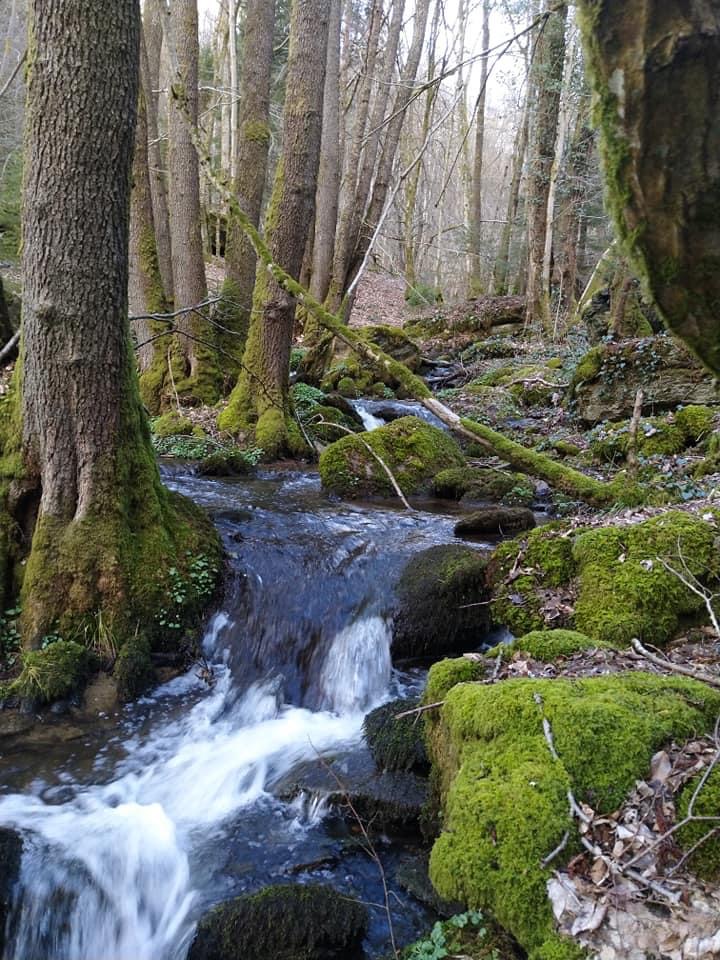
[{"left": 0, "top": 467, "right": 492, "bottom": 960}]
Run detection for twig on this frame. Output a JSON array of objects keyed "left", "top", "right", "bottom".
[
  {"left": 626, "top": 388, "right": 644, "bottom": 479},
  {"left": 658, "top": 549, "right": 720, "bottom": 638},
  {"left": 0, "top": 49, "right": 26, "bottom": 101},
  {"left": 630, "top": 638, "right": 720, "bottom": 690},
  {"left": 393, "top": 700, "right": 446, "bottom": 720},
  {"left": 541, "top": 830, "right": 570, "bottom": 869}
]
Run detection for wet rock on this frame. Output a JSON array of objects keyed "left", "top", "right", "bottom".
[
  {"left": 570, "top": 336, "right": 719, "bottom": 424},
  {"left": 393, "top": 545, "right": 490, "bottom": 659},
  {"left": 187, "top": 883, "right": 367, "bottom": 960},
  {"left": 196, "top": 452, "right": 254, "bottom": 477},
  {"left": 0, "top": 827, "right": 22, "bottom": 956},
  {"left": 454, "top": 507, "right": 536, "bottom": 538},
  {"left": 395, "top": 853, "right": 463, "bottom": 917},
  {"left": 431, "top": 467, "right": 535, "bottom": 508},
  {"left": 276, "top": 749, "right": 428, "bottom": 834},
  {"left": 363, "top": 698, "right": 429, "bottom": 774}
]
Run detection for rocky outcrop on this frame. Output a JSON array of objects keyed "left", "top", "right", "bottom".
[{"left": 570, "top": 336, "right": 719, "bottom": 424}]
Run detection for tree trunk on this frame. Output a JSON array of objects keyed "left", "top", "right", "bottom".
[
  {"left": 492, "top": 90, "right": 530, "bottom": 295},
  {"left": 469, "top": 0, "right": 490, "bottom": 295},
  {"left": 163, "top": 0, "right": 221, "bottom": 403},
  {"left": 307, "top": 0, "right": 342, "bottom": 310},
  {"left": 11, "top": 0, "right": 218, "bottom": 651},
  {"left": 576, "top": 0, "right": 720, "bottom": 375},
  {"left": 218, "top": 0, "right": 330, "bottom": 457},
  {"left": 129, "top": 75, "right": 168, "bottom": 373},
  {"left": 525, "top": 1, "right": 567, "bottom": 329},
  {"left": 221, "top": 0, "right": 276, "bottom": 365},
  {"left": 141, "top": 26, "right": 174, "bottom": 305},
  {"left": 555, "top": 107, "right": 594, "bottom": 316}
]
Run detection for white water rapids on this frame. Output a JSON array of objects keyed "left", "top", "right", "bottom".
[{"left": 0, "top": 610, "right": 394, "bottom": 960}]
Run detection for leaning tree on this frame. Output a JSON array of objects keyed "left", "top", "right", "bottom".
[{"left": 0, "top": 0, "right": 219, "bottom": 650}]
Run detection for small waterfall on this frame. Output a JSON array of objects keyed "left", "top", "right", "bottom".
[
  {"left": 318, "top": 616, "right": 392, "bottom": 714},
  {"left": 350, "top": 400, "right": 386, "bottom": 431}
]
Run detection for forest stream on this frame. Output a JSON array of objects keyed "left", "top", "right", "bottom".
[{"left": 0, "top": 465, "right": 495, "bottom": 960}]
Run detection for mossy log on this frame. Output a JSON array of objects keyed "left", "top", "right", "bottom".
[{"left": 576, "top": 1, "right": 720, "bottom": 375}]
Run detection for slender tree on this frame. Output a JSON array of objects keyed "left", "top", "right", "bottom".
[
  {"left": 218, "top": 0, "right": 330, "bottom": 456},
  {"left": 525, "top": 0, "right": 567, "bottom": 328},
  {"left": 4, "top": 0, "right": 218, "bottom": 649},
  {"left": 221, "top": 0, "right": 277, "bottom": 363},
  {"left": 469, "top": 0, "right": 491, "bottom": 295}
]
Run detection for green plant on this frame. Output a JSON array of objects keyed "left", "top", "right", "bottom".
[
  {"left": 406, "top": 911, "right": 493, "bottom": 960},
  {"left": 0, "top": 606, "right": 21, "bottom": 671},
  {"left": 157, "top": 552, "right": 220, "bottom": 632},
  {"left": 405, "top": 282, "right": 443, "bottom": 308}
]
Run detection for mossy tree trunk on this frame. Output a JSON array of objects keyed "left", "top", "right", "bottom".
[
  {"left": 220, "top": 0, "right": 277, "bottom": 369},
  {"left": 9, "top": 0, "right": 219, "bottom": 649},
  {"left": 576, "top": 0, "right": 720, "bottom": 375},
  {"left": 129, "top": 63, "right": 168, "bottom": 373},
  {"left": 218, "top": 0, "right": 330, "bottom": 458},
  {"left": 159, "top": 0, "right": 221, "bottom": 405},
  {"left": 525, "top": 0, "right": 567, "bottom": 329}
]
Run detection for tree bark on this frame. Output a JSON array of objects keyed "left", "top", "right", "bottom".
[
  {"left": 164, "top": 0, "right": 221, "bottom": 402},
  {"left": 576, "top": 0, "right": 720, "bottom": 375},
  {"left": 525, "top": 1, "right": 567, "bottom": 329},
  {"left": 13, "top": 0, "right": 218, "bottom": 648},
  {"left": 469, "top": 0, "right": 491, "bottom": 295},
  {"left": 492, "top": 90, "right": 530, "bottom": 295},
  {"left": 222, "top": 0, "right": 276, "bottom": 361},
  {"left": 218, "top": 0, "right": 330, "bottom": 457}
]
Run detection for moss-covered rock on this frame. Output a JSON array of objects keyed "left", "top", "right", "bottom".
[
  {"left": 677, "top": 767, "right": 720, "bottom": 881},
  {"left": 424, "top": 657, "right": 487, "bottom": 704},
  {"left": 487, "top": 629, "right": 611, "bottom": 663},
  {"left": 196, "top": 451, "right": 255, "bottom": 477},
  {"left": 187, "top": 884, "right": 368, "bottom": 960},
  {"left": 319, "top": 416, "right": 464, "bottom": 499},
  {"left": 393, "top": 545, "right": 490, "bottom": 659},
  {"left": 431, "top": 467, "right": 535, "bottom": 508},
  {"left": 151, "top": 410, "right": 195, "bottom": 439},
  {"left": 399, "top": 911, "right": 522, "bottom": 960},
  {"left": 12, "top": 640, "right": 97, "bottom": 705},
  {"left": 454, "top": 507, "right": 536, "bottom": 538},
  {"left": 425, "top": 671, "right": 720, "bottom": 957},
  {"left": 588, "top": 405, "right": 716, "bottom": 463},
  {"left": 488, "top": 511, "right": 720, "bottom": 647},
  {"left": 569, "top": 337, "right": 719, "bottom": 424},
  {"left": 316, "top": 325, "right": 421, "bottom": 398},
  {"left": 363, "top": 698, "right": 429, "bottom": 773},
  {"left": 0, "top": 828, "right": 22, "bottom": 958},
  {"left": 113, "top": 633, "right": 154, "bottom": 701}
]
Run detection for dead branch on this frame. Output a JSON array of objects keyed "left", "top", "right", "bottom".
[
  {"left": 630, "top": 638, "right": 720, "bottom": 690},
  {"left": 626, "top": 388, "right": 644, "bottom": 479},
  {"left": 393, "top": 699, "right": 446, "bottom": 720},
  {"left": 0, "top": 330, "right": 20, "bottom": 364}
]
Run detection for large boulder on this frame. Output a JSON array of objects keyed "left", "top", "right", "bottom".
[
  {"left": 393, "top": 544, "right": 490, "bottom": 659},
  {"left": 319, "top": 416, "right": 464, "bottom": 499},
  {"left": 431, "top": 467, "right": 535, "bottom": 508},
  {"left": 0, "top": 828, "right": 22, "bottom": 957},
  {"left": 188, "top": 884, "right": 368, "bottom": 960},
  {"left": 454, "top": 507, "right": 536, "bottom": 538},
  {"left": 363, "top": 698, "right": 429, "bottom": 774},
  {"left": 570, "top": 336, "right": 719, "bottom": 424}
]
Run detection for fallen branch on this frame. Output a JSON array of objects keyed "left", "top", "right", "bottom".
[
  {"left": 630, "top": 638, "right": 720, "bottom": 690},
  {"left": 393, "top": 700, "right": 446, "bottom": 720},
  {"left": 626, "top": 388, "right": 644, "bottom": 480},
  {"left": 0, "top": 330, "right": 20, "bottom": 364}
]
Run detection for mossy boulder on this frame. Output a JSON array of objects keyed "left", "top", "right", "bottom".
[
  {"left": 424, "top": 657, "right": 487, "bottom": 704},
  {"left": 677, "top": 767, "right": 720, "bottom": 881},
  {"left": 477, "top": 364, "right": 564, "bottom": 408},
  {"left": 113, "top": 633, "right": 154, "bottom": 701},
  {"left": 425, "top": 670, "right": 720, "bottom": 957},
  {"left": 589, "top": 404, "right": 716, "bottom": 462},
  {"left": 431, "top": 467, "right": 534, "bottom": 508},
  {"left": 319, "top": 416, "right": 464, "bottom": 499},
  {"left": 393, "top": 545, "right": 490, "bottom": 659},
  {"left": 0, "top": 828, "right": 22, "bottom": 958},
  {"left": 196, "top": 451, "right": 255, "bottom": 477},
  {"left": 187, "top": 883, "right": 368, "bottom": 960},
  {"left": 318, "top": 326, "right": 421, "bottom": 398},
  {"left": 570, "top": 336, "right": 719, "bottom": 424},
  {"left": 488, "top": 511, "right": 720, "bottom": 646},
  {"left": 487, "top": 629, "right": 611, "bottom": 663},
  {"left": 12, "top": 640, "right": 97, "bottom": 705},
  {"left": 363, "top": 698, "right": 429, "bottom": 773},
  {"left": 454, "top": 507, "right": 536, "bottom": 538},
  {"left": 151, "top": 410, "right": 195, "bottom": 438}
]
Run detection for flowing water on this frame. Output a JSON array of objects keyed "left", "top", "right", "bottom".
[{"left": 0, "top": 467, "right": 489, "bottom": 960}]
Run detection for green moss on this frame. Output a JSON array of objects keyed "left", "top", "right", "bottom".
[
  {"left": 676, "top": 767, "right": 720, "bottom": 881},
  {"left": 363, "top": 698, "right": 429, "bottom": 773},
  {"left": 428, "top": 673, "right": 720, "bottom": 955},
  {"left": 319, "top": 416, "right": 464, "bottom": 499},
  {"left": 113, "top": 632, "right": 154, "bottom": 701},
  {"left": 488, "top": 629, "right": 611, "bottom": 662},
  {"left": 336, "top": 376, "right": 358, "bottom": 398},
  {"left": 12, "top": 640, "right": 97, "bottom": 704},
  {"left": 569, "top": 346, "right": 603, "bottom": 394},
  {"left": 589, "top": 406, "right": 716, "bottom": 463},
  {"left": 196, "top": 451, "right": 255, "bottom": 477},
  {"left": 574, "top": 511, "right": 720, "bottom": 646},
  {"left": 187, "top": 883, "right": 368, "bottom": 960},
  {"left": 425, "top": 657, "right": 487, "bottom": 704},
  {"left": 675, "top": 404, "right": 716, "bottom": 445},
  {"left": 151, "top": 411, "right": 195, "bottom": 438},
  {"left": 550, "top": 440, "right": 581, "bottom": 458},
  {"left": 431, "top": 466, "right": 535, "bottom": 507}
]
